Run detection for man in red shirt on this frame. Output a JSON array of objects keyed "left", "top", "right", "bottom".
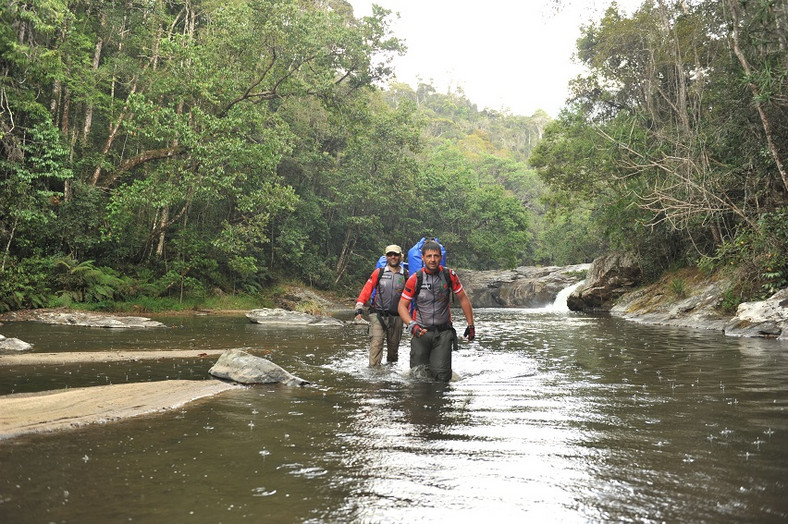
[
  {"left": 397, "top": 240, "right": 475, "bottom": 381},
  {"left": 354, "top": 244, "right": 408, "bottom": 367}
]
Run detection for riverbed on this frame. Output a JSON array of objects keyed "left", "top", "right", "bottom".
[{"left": 0, "top": 308, "right": 786, "bottom": 522}]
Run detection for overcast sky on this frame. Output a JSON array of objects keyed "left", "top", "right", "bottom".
[{"left": 347, "top": 0, "right": 644, "bottom": 117}]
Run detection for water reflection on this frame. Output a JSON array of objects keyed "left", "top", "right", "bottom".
[{"left": 1, "top": 309, "right": 787, "bottom": 522}]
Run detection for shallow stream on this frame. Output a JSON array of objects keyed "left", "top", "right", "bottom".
[{"left": 1, "top": 307, "right": 787, "bottom": 522}]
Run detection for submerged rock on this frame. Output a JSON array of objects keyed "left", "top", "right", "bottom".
[
  {"left": 209, "top": 348, "right": 310, "bottom": 386},
  {"left": 0, "top": 335, "right": 32, "bottom": 351},
  {"left": 246, "top": 308, "right": 343, "bottom": 327}
]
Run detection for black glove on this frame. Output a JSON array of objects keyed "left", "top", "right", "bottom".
[
  {"left": 354, "top": 308, "right": 364, "bottom": 317},
  {"left": 463, "top": 325, "right": 476, "bottom": 341},
  {"left": 408, "top": 321, "right": 426, "bottom": 337}
]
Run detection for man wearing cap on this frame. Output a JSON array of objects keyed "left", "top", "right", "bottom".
[{"left": 354, "top": 245, "right": 409, "bottom": 367}]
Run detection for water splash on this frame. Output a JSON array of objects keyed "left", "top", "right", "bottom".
[{"left": 544, "top": 280, "right": 584, "bottom": 312}]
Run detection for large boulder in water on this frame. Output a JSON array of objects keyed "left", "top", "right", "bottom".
[
  {"left": 209, "top": 348, "right": 309, "bottom": 386},
  {"left": 246, "top": 308, "right": 343, "bottom": 327},
  {"left": 0, "top": 334, "right": 33, "bottom": 351},
  {"left": 568, "top": 253, "right": 641, "bottom": 312}
]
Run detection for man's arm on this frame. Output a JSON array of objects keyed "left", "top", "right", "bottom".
[
  {"left": 354, "top": 270, "right": 378, "bottom": 318},
  {"left": 456, "top": 290, "right": 474, "bottom": 325},
  {"left": 398, "top": 296, "right": 413, "bottom": 325},
  {"left": 456, "top": 289, "right": 475, "bottom": 339}
]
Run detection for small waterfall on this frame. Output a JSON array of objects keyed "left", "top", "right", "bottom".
[{"left": 546, "top": 280, "right": 584, "bottom": 312}]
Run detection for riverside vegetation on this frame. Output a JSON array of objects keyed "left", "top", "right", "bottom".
[{"left": 1, "top": 1, "right": 785, "bottom": 315}]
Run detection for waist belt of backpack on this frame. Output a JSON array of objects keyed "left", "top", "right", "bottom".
[
  {"left": 425, "top": 323, "right": 452, "bottom": 332},
  {"left": 370, "top": 307, "right": 395, "bottom": 329}
]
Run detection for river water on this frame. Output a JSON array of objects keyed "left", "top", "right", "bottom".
[{"left": 1, "top": 304, "right": 787, "bottom": 523}]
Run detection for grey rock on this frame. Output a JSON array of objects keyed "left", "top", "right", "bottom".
[
  {"left": 611, "top": 280, "right": 731, "bottom": 332},
  {"left": 568, "top": 253, "right": 641, "bottom": 312},
  {"left": 30, "top": 311, "right": 164, "bottom": 328},
  {"left": 275, "top": 287, "right": 332, "bottom": 311},
  {"left": 724, "top": 288, "right": 788, "bottom": 339},
  {"left": 608, "top": 269, "right": 787, "bottom": 339},
  {"left": 460, "top": 263, "right": 590, "bottom": 308},
  {"left": 246, "top": 308, "right": 344, "bottom": 327},
  {"left": 209, "top": 348, "right": 309, "bottom": 386},
  {"left": 0, "top": 334, "right": 33, "bottom": 351}
]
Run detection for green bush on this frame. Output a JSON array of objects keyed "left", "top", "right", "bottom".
[
  {"left": 669, "top": 278, "right": 687, "bottom": 298},
  {"left": 0, "top": 257, "right": 56, "bottom": 312},
  {"left": 53, "top": 256, "right": 132, "bottom": 304},
  {"left": 693, "top": 208, "right": 788, "bottom": 301}
]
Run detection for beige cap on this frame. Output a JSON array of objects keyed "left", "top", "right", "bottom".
[{"left": 384, "top": 244, "right": 403, "bottom": 255}]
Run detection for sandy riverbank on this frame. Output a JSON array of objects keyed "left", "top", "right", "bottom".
[
  {"left": 0, "top": 350, "right": 239, "bottom": 441},
  {"left": 0, "top": 349, "right": 227, "bottom": 366},
  {"left": 0, "top": 378, "right": 240, "bottom": 441}
]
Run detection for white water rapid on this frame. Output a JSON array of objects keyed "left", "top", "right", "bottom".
[{"left": 545, "top": 280, "right": 584, "bottom": 312}]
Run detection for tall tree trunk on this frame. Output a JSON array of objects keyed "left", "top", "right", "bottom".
[
  {"left": 0, "top": 91, "right": 23, "bottom": 162},
  {"left": 50, "top": 80, "right": 61, "bottom": 125},
  {"left": 727, "top": 0, "right": 788, "bottom": 193},
  {"left": 90, "top": 83, "right": 136, "bottom": 186},
  {"left": 334, "top": 230, "right": 356, "bottom": 285},
  {"left": 155, "top": 206, "right": 169, "bottom": 257},
  {"left": 656, "top": 0, "right": 691, "bottom": 136},
  {"left": 82, "top": 36, "right": 103, "bottom": 145},
  {"left": 92, "top": 7, "right": 162, "bottom": 186},
  {"left": 60, "top": 86, "right": 70, "bottom": 136},
  {"left": 1, "top": 215, "right": 18, "bottom": 272}
]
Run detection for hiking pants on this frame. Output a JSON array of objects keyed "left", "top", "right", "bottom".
[
  {"left": 369, "top": 313, "right": 403, "bottom": 366},
  {"left": 409, "top": 327, "right": 455, "bottom": 382}
]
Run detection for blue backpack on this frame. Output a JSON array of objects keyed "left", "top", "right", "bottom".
[{"left": 407, "top": 237, "right": 446, "bottom": 275}]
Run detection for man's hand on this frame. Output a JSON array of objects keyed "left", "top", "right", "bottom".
[
  {"left": 408, "top": 321, "right": 426, "bottom": 337},
  {"left": 354, "top": 308, "right": 364, "bottom": 320},
  {"left": 463, "top": 325, "right": 476, "bottom": 341}
]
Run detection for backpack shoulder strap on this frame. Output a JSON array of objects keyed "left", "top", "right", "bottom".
[
  {"left": 443, "top": 267, "right": 452, "bottom": 288},
  {"left": 444, "top": 267, "right": 455, "bottom": 302},
  {"left": 374, "top": 266, "right": 385, "bottom": 287}
]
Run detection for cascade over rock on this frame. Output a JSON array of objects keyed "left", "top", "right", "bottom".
[{"left": 459, "top": 263, "right": 590, "bottom": 308}]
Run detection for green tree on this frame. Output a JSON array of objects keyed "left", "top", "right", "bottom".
[
  {"left": 532, "top": 0, "right": 786, "bottom": 290},
  {"left": 1, "top": 121, "right": 72, "bottom": 270}
]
